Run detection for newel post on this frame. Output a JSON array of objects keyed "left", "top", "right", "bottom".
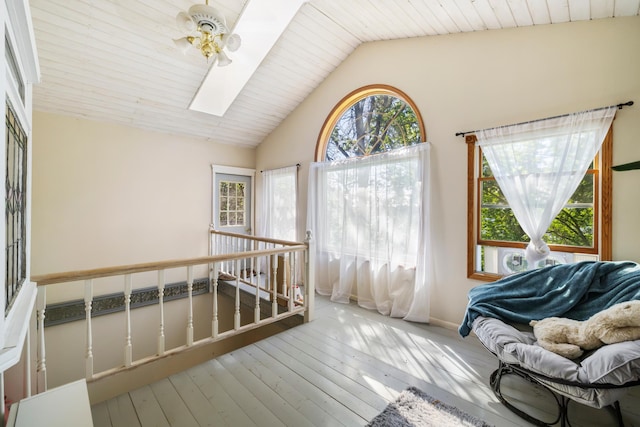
[{"left": 304, "top": 230, "right": 315, "bottom": 322}]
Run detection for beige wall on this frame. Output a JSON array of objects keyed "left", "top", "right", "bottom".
[
  {"left": 257, "top": 16, "right": 640, "bottom": 328},
  {"left": 31, "top": 112, "right": 255, "bottom": 301},
  {"left": 23, "top": 114, "right": 258, "bottom": 401},
  {"left": 26, "top": 18, "right": 640, "bottom": 385}
]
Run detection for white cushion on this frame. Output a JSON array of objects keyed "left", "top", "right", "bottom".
[{"left": 473, "top": 316, "right": 640, "bottom": 408}]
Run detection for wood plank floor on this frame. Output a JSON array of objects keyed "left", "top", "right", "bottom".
[{"left": 92, "top": 296, "right": 640, "bottom": 426}]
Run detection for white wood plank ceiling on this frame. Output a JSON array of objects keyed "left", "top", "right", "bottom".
[{"left": 30, "top": 0, "right": 640, "bottom": 148}]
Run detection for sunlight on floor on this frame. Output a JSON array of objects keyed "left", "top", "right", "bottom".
[{"left": 361, "top": 375, "right": 400, "bottom": 402}]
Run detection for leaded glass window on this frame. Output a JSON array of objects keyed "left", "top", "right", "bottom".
[{"left": 6, "top": 103, "right": 27, "bottom": 312}]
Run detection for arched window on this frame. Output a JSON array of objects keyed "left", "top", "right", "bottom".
[
  {"left": 315, "top": 85, "right": 425, "bottom": 161},
  {"left": 309, "top": 85, "right": 431, "bottom": 321}
]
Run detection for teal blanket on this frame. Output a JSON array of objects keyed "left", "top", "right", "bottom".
[{"left": 459, "top": 261, "right": 640, "bottom": 337}]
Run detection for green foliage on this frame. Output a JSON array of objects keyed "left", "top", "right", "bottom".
[
  {"left": 480, "top": 162, "right": 595, "bottom": 248},
  {"left": 326, "top": 95, "right": 421, "bottom": 160}
]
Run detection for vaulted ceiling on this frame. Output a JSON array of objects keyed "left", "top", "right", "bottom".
[{"left": 30, "top": 0, "right": 640, "bottom": 148}]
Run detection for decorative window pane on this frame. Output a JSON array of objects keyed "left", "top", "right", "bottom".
[
  {"left": 218, "top": 181, "right": 246, "bottom": 227},
  {"left": 5, "top": 40, "right": 25, "bottom": 104},
  {"left": 6, "top": 103, "right": 28, "bottom": 312}
]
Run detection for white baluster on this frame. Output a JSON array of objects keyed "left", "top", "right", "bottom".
[
  {"left": 227, "top": 236, "right": 232, "bottom": 274},
  {"left": 243, "top": 237, "right": 248, "bottom": 276},
  {"left": 187, "top": 266, "right": 194, "bottom": 346},
  {"left": 36, "top": 286, "right": 47, "bottom": 392},
  {"left": 251, "top": 241, "right": 260, "bottom": 287},
  {"left": 288, "top": 252, "right": 295, "bottom": 312},
  {"left": 84, "top": 279, "right": 94, "bottom": 380},
  {"left": 281, "top": 248, "right": 288, "bottom": 298},
  {"left": 254, "top": 255, "right": 260, "bottom": 323},
  {"left": 272, "top": 253, "right": 278, "bottom": 318},
  {"left": 124, "top": 274, "right": 133, "bottom": 367},
  {"left": 212, "top": 261, "right": 219, "bottom": 339},
  {"left": 305, "top": 230, "right": 315, "bottom": 322},
  {"left": 234, "top": 259, "right": 241, "bottom": 330},
  {"left": 209, "top": 228, "right": 215, "bottom": 292},
  {"left": 256, "top": 247, "right": 262, "bottom": 291},
  {"left": 209, "top": 224, "right": 217, "bottom": 256},
  {"left": 157, "top": 270, "right": 166, "bottom": 356}
]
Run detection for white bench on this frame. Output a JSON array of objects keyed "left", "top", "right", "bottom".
[{"left": 6, "top": 379, "right": 93, "bottom": 427}]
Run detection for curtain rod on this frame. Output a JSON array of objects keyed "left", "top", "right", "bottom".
[
  {"left": 260, "top": 163, "right": 301, "bottom": 173},
  {"left": 455, "top": 101, "right": 634, "bottom": 137}
]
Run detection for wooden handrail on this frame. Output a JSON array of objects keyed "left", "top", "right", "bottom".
[{"left": 32, "top": 245, "right": 307, "bottom": 286}]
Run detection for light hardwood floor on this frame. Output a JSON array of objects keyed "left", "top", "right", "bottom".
[{"left": 91, "top": 296, "right": 640, "bottom": 426}]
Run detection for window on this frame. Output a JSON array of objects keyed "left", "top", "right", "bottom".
[
  {"left": 315, "top": 85, "right": 425, "bottom": 161},
  {"left": 466, "top": 127, "right": 613, "bottom": 280},
  {"left": 5, "top": 40, "right": 24, "bottom": 104},
  {"left": 310, "top": 85, "right": 431, "bottom": 322},
  {"left": 261, "top": 166, "right": 297, "bottom": 241},
  {"left": 218, "top": 180, "right": 246, "bottom": 227},
  {"left": 5, "top": 102, "right": 28, "bottom": 312}
]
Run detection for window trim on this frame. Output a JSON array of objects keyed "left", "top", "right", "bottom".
[
  {"left": 314, "top": 84, "right": 426, "bottom": 161},
  {"left": 466, "top": 128, "right": 613, "bottom": 281},
  {"left": 218, "top": 180, "right": 247, "bottom": 228},
  {"left": 210, "top": 165, "right": 255, "bottom": 233}
]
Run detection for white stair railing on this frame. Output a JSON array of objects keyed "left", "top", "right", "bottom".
[{"left": 32, "top": 230, "right": 314, "bottom": 393}]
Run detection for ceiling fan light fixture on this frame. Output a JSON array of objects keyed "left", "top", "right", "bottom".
[
  {"left": 175, "top": 0, "right": 240, "bottom": 65},
  {"left": 216, "top": 50, "right": 232, "bottom": 66},
  {"left": 224, "top": 33, "right": 241, "bottom": 52},
  {"left": 176, "top": 11, "right": 196, "bottom": 33},
  {"left": 173, "top": 36, "right": 195, "bottom": 54}
]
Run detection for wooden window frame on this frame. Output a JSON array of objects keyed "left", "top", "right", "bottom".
[{"left": 466, "top": 128, "right": 613, "bottom": 281}]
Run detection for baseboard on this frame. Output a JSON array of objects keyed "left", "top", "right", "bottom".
[{"left": 427, "top": 317, "right": 459, "bottom": 331}]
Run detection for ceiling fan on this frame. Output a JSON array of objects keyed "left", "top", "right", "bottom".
[
  {"left": 174, "top": 0, "right": 309, "bottom": 117},
  {"left": 173, "top": 0, "right": 241, "bottom": 65}
]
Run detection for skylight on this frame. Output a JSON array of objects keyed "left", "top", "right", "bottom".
[{"left": 188, "top": 0, "right": 308, "bottom": 117}]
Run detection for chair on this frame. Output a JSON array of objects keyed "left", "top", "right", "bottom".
[
  {"left": 472, "top": 315, "right": 640, "bottom": 426},
  {"left": 459, "top": 261, "right": 640, "bottom": 426}
]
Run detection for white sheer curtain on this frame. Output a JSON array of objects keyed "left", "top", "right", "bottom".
[
  {"left": 307, "top": 143, "right": 432, "bottom": 322},
  {"left": 260, "top": 166, "right": 298, "bottom": 241},
  {"left": 477, "top": 107, "right": 616, "bottom": 266}
]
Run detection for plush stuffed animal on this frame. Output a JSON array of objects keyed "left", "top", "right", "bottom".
[{"left": 529, "top": 300, "right": 640, "bottom": 359}]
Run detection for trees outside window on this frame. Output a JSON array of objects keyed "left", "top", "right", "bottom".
[
  {"left": 467, "top": 128, "right": 612, "bottom": 280},
  {"left": 315, "top": 85, "right": 425, "bottom": 161}
]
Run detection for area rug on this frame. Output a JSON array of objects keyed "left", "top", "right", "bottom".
[{"left": 367, "top": 387, "right": 493, "bottom": 427}]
